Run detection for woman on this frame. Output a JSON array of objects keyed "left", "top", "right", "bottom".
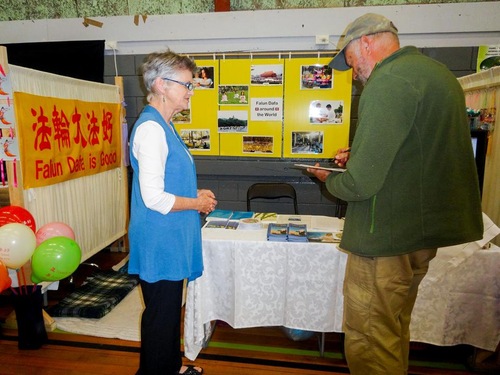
[{"left": 128, "top": 50, "right": 217, "bottom": 375}]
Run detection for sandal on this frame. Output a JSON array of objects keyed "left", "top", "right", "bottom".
[{"left": 178, "top": 365, "right": 203, "bottom": 375}]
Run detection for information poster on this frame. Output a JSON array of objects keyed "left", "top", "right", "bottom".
[
  {"left": 175, "top": 55, "right": 352, "bottom": 159},
  {"left": 283, "top": 57, "right": 351, "bottom": 158},
  {"left": 175, "top": 61, "right": 220, "bottom": 156},
  {"left": 219, "top": 58, "right": 283, "bottom": 157}
]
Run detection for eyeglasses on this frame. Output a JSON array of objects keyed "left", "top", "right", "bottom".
[{"left": 162, "top": 77, "right": 194, "bottom": 91}]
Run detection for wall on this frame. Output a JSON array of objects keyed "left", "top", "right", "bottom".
[
  {"left": 0, "top": 1, "right": 488, "bottom": 21},
  {"left": 1, "top": 2, "right": 493, "bottom": 215},
  {"left": 104, "top": 46, "right": 478, "bottom": 216},
  {"left": 1, "top": 4, "right": 498, "bottom": 55}
]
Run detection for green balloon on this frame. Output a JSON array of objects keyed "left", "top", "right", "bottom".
[{"left": 31, "top": 236, "right": 82, "bottom": 284}]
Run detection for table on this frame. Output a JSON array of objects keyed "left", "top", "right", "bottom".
[
  {"left": 184, "top": 215, "right": 346, "bottom": 360},
  {"left": 184, "top": 214, "right": 500, "bottom": 361}
]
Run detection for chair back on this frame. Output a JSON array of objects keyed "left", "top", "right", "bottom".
[{"left": 247, "top": 183, "right": 298, "bottom": 214}]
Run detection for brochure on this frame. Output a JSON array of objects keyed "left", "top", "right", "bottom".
[
  {"left": 204, "top": 219, "right": 239, "bottom": 230},
  {"left": 287, "top": 223, "right": 308, "bottom": 242},
  {"left": 253, "top": 212, "right": 278, "bottom": 222},
  {"left": 206, "top": 209, "right": 254, "bottom": 221},
  {"left": 307, "top": 231, "right": 342, "bottom": 243},
  {"left": 267, "top": 223, "right": 289, "bottom": 242}
]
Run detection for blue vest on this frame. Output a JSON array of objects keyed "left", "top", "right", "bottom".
[{"left": 128, "top": 105, "right": 203, "bottom": 282}]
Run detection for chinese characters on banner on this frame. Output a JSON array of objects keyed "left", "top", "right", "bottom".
[{"left": 14, "top": 92, "right": 121, "bottom": 189}]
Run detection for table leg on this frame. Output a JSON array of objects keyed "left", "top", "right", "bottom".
[{"left": 318, "top": 332, "right": 325, "bottom": 357}]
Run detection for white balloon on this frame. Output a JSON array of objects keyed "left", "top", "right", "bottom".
[{"left": 0, "top": 223, "right": 37, "bottom": 269}]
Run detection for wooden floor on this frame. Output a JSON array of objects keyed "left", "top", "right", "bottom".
[
  {"left": 0, "top": 249, "right": 496, "bottom": 374},
  {"left": 0, "top": 324, "right": 482, "bottom": 375}
]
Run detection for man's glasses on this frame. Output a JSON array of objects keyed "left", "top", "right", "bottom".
[{"left": 162, "top": 77, "right": 194, "bottom": 91}]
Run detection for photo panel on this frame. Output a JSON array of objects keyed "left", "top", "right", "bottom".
[
  {"left": 309, "top": 100, "right": 344, "bottom": 124},
  {"left": 180, "top": 129, "right": 211, "bottom": 151},
  {"left": 194, "top": 66, "right": 215, "bottom": 89},
  {"left": 179, "top": 59, "right": 220, "bottom": 156},
  {"left": 219, "top": 58, "right": 283, "bottom": 157},
  {"left": 242, "top": 135, "right": 274, "bottom": 154},
  {"left": 291, "top": 131, "right": 324, "bottom": 155},
  {"left": 283, "top": 57, "right": 352, "bottom": 158},
  {"left": 250, "top": 64, "right": 283, "bottom": 86},
  {"left": 218, "top": 110, "right": 248, "bottom": 133},
  {"left": 218, "top": 85, "right": 249, "bottom": 105},
  {"left": 172, "top": 100, "right": 191, "bottom": 124},
  {"left": 300, "top": 64, "right": 333, "bottom": 90}
]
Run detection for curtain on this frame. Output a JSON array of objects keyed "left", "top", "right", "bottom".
[
  {"left": 459, "top": 67, "right": 500, "bottom": 245},
  {"left": 10, "top": 64, "right": 127, "bottom": 262}
]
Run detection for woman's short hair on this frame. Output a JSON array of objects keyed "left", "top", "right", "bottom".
[{"left": 141, "top": 50, "right": 197, "bottom": 94}]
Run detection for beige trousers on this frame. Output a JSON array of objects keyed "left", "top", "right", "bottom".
[{"left": 342, "top": 248, "right": 437, "bottom": 375}]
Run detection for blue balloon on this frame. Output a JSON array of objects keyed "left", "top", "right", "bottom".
[{"left": 281, "top": 327, "right": 315, "bottom": 341}]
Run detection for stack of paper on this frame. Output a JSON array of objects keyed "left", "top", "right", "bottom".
[
  {"left": 287, "top": 223, "right": 308, "bottom": 242},
  {"left": 267, "top": 223, "right": 288, "bottom": 242}
]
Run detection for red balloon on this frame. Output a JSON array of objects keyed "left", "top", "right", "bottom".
[
  {"left": 0, "top": 260, "right": 12, "bottom": 293},
  {"left": 0, "top": 205, "right": 36, "bottom": 233}
]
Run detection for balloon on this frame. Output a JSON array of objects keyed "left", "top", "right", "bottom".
[
  {"left": 36, "top": 222, "right": 75, "bottom": 246},
  {"left": 31, "top": 236, "right": 82, "bottom": 284},
  {"left": 0, "top": 260, "right": 12, "bottom": 293},
  {"left": 0, "top": 223, "right": 37, "bottom": 269},
  {"left": 0, "top": 205, "right": 36, "bottom": 233},
  {"left": 281, "top": 327, "right": 315, "bottom": 341}
]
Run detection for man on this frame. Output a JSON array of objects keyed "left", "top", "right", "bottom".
[{"left": 307, "top": 13, "right": 483, "bottom": 375}]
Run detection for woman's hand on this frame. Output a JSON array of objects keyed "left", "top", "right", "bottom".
[{"left": 197, "top": 189, "right": 217, "bottom": 214}]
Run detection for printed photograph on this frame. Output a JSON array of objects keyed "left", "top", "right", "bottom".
[
  {"left": 218, "top": 110, "right": 248, "bottom": 133},
  {"left": 219, "top": 85, "right": 249, "bottom": 105},
  {"left": 309, "top": 100, "right": 344, "bottom": 124},
  {"left": 242, "top": 136, "right": 274, "bottom": 154},
  {"left": 301, "top": 65, "right": 333, "bottom": 89},
  {"left": 172, "top": 101, "right": 191, "bottom": 123},
  {"left": 193, "top": 66, "right": 214, "bottom": 89},
  {"left": 180, "top": 129, "right": 211, "bottom": 151},
  {"left": 250, "top": 64, "right": 283, "bottom": 85},
  {"left": 291, "top": 131, "right": 323, "bottom": 154}
]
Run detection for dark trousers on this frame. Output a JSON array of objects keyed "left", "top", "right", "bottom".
[{"left": 137, "top": 279, "right": 184, "bottom": 375}]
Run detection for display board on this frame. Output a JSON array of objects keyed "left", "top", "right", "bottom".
[
  {"left": 283, "top": 57, "right": 351, "bottom": 158},
  {"left": 174, "top": 56, "right": 352, "bottom": 159},
  {"left": 175, "top": 61, "right": 219, "bottom": 156}
]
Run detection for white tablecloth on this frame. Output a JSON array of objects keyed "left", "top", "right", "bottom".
[
  {"left": 184, "top": 214, "right": 500, "bottom": 360},
  {"left": 410, "top": 244, "right": 500, "bottom": 351}
]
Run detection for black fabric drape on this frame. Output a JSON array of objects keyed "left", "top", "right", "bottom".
[{"left": 4, "top": 40, "right": 105, "bottom": 83}]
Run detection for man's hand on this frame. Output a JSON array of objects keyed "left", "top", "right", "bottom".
[
  {"left": 333, "top": 147, "right": 351, "bottom": 168},
  {"left": 307, "top": 163, "right": 332, "bottom": 182}
]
